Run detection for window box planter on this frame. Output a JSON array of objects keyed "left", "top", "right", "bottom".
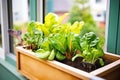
[{"left": 16, "top": 46, "right": 120, "bottom": 80}]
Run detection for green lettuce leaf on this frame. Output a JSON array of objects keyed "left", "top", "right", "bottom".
[{"left": 49, "top": 33, "right": 67, "bottom": 54}]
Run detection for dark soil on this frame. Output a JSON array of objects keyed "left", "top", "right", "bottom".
[{"left": 58, "top": 57, "right": 113, "bottom": 72}]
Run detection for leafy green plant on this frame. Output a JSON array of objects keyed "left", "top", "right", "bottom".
[
  {"left": 72, "top": 32, "right": 104, "bottom": 66},
  {"left": 48, "top": 21, "right": 84, "bottom": 60},
  {"left": 22, "top": 13, "right": 84, "bottom": 61},
  {"left": 22, "top": 13, "right": 104, "bottom": 67},
  {"left": 22, "top": 22, "right": 43, "bottom": 50}
]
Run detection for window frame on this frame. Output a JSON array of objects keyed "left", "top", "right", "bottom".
[
  {"left": 30, "top": 0, "right": 37, "bottom": 21},
  {"left": 106, "top": 0, "right": 120, "bottom": 55}
]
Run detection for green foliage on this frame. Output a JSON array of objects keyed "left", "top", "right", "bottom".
[
  {"left": 35, "top": 49, "right": 50, "bottom": 59},
  {"left": 49, "top": 33, "right": 67, "bottom": 54},
  {"left": 56, "top": 51, "right": 66, "bottom": 61},
  {"left": 40, "top": 37, "right": 52, "bottom": 51},
  {"left": 72, "top": 32, "right": 104, "bottom": 66},
  {"left": 48, "top": 49, "right": 56, "bottom": 60},
  {"left": 22, "top": 22, "right": 43, "bottom": 50},
  {"left": 22, "top": 13, "right": 84, "bottom": 61},
  {"left": 22, "top": 13, "right": 104, "bottom": 66},
  {"left": 66, "top": 32, "right": 81, "bottom": 55}
]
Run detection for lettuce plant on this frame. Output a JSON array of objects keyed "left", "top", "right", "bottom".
[
  {"left": 22, "top": 13, "right": 104, "bottom": 67},
  {"left": 72, "top": 32, "right": 104, "bottom": 66}
]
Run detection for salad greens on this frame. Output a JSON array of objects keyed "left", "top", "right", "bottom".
[
  {"left": 22, "top": 25, "right": 43, "bottom": 50},
  {"left": 49, "top": 33, "right": 67, "bottom": 54},
  {"left": 35, "top": 49, "right": 50, "bottom": 59},
  {"left": 22, "top": 13, "right": 104, "bottom": 66},
  {"left": 72, "top": 32, "right": 104, "bottom": 66}
]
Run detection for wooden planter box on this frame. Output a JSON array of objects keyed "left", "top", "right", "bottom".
[{"left": 16, "top": 47, "right": 120, "bottom": 80}]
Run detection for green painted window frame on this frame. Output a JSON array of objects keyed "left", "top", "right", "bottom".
[
  {"left": 107, "top": 0, "right": 120, "bottom": 55},
  {"left": 117, "top": 16, "right": 120, "bottom": 54},
  {"left": 30, "top": 0, "right": 37, "bottom": 21}
]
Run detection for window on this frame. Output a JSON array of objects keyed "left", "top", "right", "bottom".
[{"left": 10, "top": 0, "right": 30, "bottom": 53}]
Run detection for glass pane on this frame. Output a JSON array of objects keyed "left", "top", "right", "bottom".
[
  {"left": 45, "top": 0, "right": 107, "bottom": 49},
  {"left": 0, "top": 4, "right": 2, "bottom": 47},
  {"left": 11, "top": 0, "right": 30, "bottom": 53}
]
